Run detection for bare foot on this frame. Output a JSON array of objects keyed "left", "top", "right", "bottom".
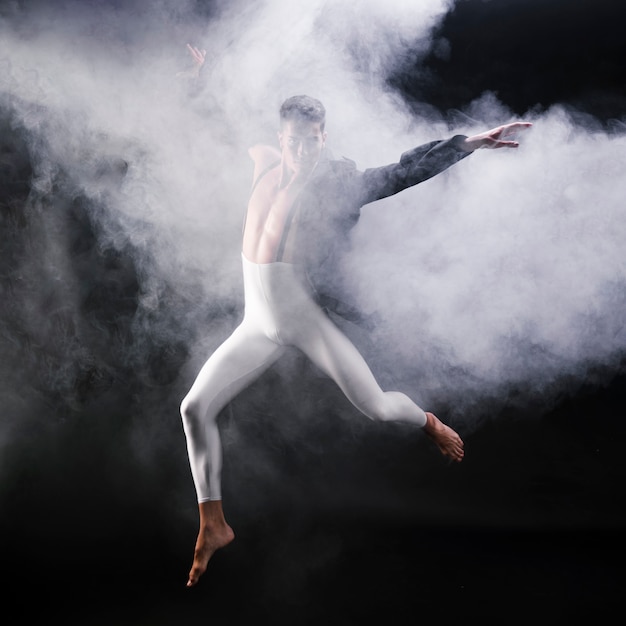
[
  {"left": 423, "top": 412, "right": 464, "bottom": 462},
  {"left": 187, "top": 524, "right": 234, "bottom": 587},
  {"left": 187, "top": 500, "right": 235, "bottom": 587}
]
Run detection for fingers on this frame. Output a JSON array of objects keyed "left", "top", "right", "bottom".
[
  {"left": 500, "top": 121, "right": 533, "bottom": 137},
  {"left": 497, "top": 139, "right": 520, "bottom": 148},
  {"left": 486, "top": 121, "right": 532, "bottom": 148},
  {"left": 478, "top": 136, "right": 519, "bottom": 149},
  {"left": 186, "top": 43, "right": 207, "bottom": 64},
  {"left": 491, "top": 140, "right": 520, "bottom": 149}
]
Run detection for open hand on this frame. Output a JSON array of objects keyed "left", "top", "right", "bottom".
[
  {"left": 176, "top": 43, "right": 207, "bottom": 78},
  {"left": 464, "top": 122, "right": 533, "bottom": 151}
]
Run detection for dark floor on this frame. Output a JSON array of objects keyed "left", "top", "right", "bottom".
[
  {"left": 4, "top": 518, "right": 622, "bottom": 625},
  {"left": 3, "top": 387, "right": 624, "bottom": 626}
]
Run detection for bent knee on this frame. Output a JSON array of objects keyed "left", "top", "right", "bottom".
[
  {"left": 369, "top": 407, "right": 396, "bottom": 423},
  {"left": 360, "top": 397, "right": 394, "bottom": 422},
  {"left": 180, "top": 395, "right": 205, "bottom": 431}
]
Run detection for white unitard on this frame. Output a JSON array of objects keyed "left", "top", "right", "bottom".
[{"left": 181, "top": 254, "right": 427, "bottom": 502}]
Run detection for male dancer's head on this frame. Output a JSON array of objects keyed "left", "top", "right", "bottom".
[{"left": 278, "top": 95, "right": 327, "bottom": 176}]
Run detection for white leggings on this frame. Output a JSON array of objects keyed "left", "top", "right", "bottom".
[{"left": 181, "top": 254, "right": 427, "bottom": 502}]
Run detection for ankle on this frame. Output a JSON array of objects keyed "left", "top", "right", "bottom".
[
  {"left": 423, "top": 412, "right": 436, "bottom": 434},
  {"left": 198, "top": 499, "right": 227, "bottom": 528}
]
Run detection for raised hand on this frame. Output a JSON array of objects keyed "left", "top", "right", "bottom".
[{"left": 176, "top": 43, "right": 207, "bottom": 78}]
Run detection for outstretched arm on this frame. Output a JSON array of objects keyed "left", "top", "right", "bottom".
[
  {"left": 355, "top": 135, "right": 471, "bottom": 205},
  {"left": 462, "top": 122, "right": 533, "bottom": 151},
  {"left": 354, "top": 122, "right": 532, "bottom": 207}
]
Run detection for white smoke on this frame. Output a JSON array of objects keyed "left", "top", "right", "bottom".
[
  {"left": 1, "top": 0, "right": 624, "bottom": 440},
  {"left": 348, "top": 99, "right": 626, "bottom": 419}
]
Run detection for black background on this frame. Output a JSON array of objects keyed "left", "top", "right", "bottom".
[{"left": 1, "top": 1, "right": 625, "bottom": 624}]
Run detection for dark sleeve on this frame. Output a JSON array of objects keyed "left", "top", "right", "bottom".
[{"left": 353, "top": 135, "right": 470, "bottom": 206}]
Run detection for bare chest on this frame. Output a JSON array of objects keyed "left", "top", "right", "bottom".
[{"left": 249, "top": 177, "right": 302, "bottom": 239}]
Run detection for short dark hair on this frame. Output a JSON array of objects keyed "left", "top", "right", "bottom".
[{"left": 279, "top": 95, "right": 326, "bottom": 130}]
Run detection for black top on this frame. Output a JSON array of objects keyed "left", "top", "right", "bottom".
[{"left": 250, "top": 135, "right": 470, "bottom": 324}]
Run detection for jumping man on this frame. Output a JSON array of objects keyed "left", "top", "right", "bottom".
[{"left": 180, "top": 95, "right": 532, "bottom": 587}]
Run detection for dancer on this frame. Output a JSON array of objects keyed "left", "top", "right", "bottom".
[{"left": 181, "top": 94, "right": 531, "bottom": 587}]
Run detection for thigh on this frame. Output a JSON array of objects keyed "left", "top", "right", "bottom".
[
  {"left": 295, "top": 310, "right": 384, "bottom": 409},
  {"left": 185, "top": 322, "right": 285, "bottom": 414}
]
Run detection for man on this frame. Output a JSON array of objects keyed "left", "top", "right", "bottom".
[{"left": 181, "top": 95, "right": 531, "bottom": 587}]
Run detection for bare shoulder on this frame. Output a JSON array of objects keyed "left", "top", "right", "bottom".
[{"left": 249, "top": 144, "right": 281, "bottom": 180}]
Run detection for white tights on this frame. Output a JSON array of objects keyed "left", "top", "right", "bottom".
[{"left": 180, "top": 254, "right": 427, "bottom": 502}]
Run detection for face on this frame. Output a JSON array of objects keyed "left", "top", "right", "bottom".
[{"left": 278, "top": 118, "right": 326, "bottom": 175}]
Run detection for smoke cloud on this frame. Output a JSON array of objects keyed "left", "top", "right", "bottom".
[{"left": 1, "top": 0, "right": 624, "bottom": 497}]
